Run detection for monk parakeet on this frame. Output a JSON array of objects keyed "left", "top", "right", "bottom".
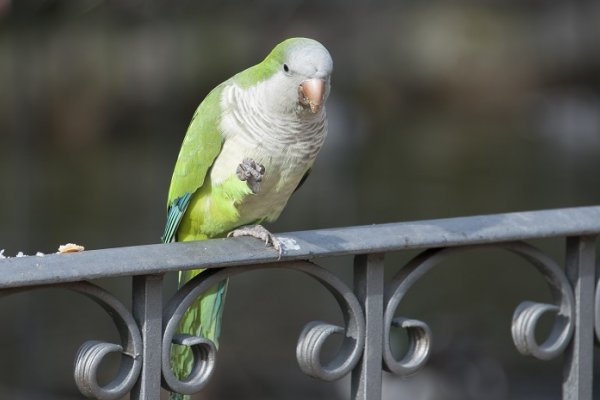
[{"left": 162, "top": 37, "right": 332, "bottom": 399}]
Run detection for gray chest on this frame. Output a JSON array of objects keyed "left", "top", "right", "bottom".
[
  {"left": 214, "top": 132, "right": 320, "bottom": 222},
  {"left": 210, "top": 84, "right": 327, "bottom": 222}
]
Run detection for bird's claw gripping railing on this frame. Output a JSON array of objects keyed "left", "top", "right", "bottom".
[{"left": 0, "top": 206, "right": 599, "bottom": 400}]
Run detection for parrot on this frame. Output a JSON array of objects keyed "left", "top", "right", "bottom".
[{"left": 161, "top": 37, "right": 333, "bottom": 399}]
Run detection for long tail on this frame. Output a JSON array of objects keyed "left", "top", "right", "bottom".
[{"left": 169, "top": 268, "right": 228, "bottom": 400}]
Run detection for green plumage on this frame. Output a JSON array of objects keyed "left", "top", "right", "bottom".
[
  {"left": 166, "top": 85, "right": 225, "bottom": 210},
  {"left": 163, "top": 37, "right": 332, "bottom": 400}
]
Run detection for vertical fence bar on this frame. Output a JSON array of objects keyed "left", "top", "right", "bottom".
[
  {"left": 131, "top": 274, "right": 164, "bottom": 400},
  {"left": 351, "top": 253, "right": 385, "bottom": 400},
  {"left": 563, "top": 235, "right": 596, "bottom": 400}
]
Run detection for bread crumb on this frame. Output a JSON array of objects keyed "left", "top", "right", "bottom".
[{"left": 58, "top": 243, "right": 85, "bottom": 253}]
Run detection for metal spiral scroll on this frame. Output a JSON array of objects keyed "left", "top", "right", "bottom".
[
  {"left": 0, "top": 282, "right": 143, "bottom": 400},
  {"left": 383, "top": 242, "right": 575, "bottom": 375},
  {"left": 161, "top": 261, "right": 365, "bottom": 395},
  {"left": 69, "top": 282, "right": 143, "bottom": 399}
]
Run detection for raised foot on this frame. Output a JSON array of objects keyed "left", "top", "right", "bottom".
[
  {"left": 236, "top": 158, "right": 265, "bottom": 194},
  {"left": 228, "top": 224, "right": 282, "bottom": 257}
]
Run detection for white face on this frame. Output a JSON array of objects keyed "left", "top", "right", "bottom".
[
  {"left": 284, "top": 41, "right": 333, "bottom": 81},
  {"left": 263, "top": 40, "right": 333, "bottom": 115}
]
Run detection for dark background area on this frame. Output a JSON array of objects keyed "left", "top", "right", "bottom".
[{"left": 1, "top": 1, "right": 600, "bottom": 399}]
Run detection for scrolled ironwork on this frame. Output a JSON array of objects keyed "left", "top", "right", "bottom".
[
  {"left": 69, "top": 282, "right": 143, "bottom": 400},
  {"left": 511, "top": 301, "right": 565, "bottom": 359},
  {"left": 387, "top": 317, "right": 432, "bottom": 374},
  {"left": 160, "top": 266, "right": 221, "bottom": 395},
  {"left": 0, "top": 281, "right": 143, "bottom": 400},
  {"left": 74, "top": 340, "right": 132, "bottom": 399},
  {"left": 293, "top": 261, "right": 365, "bottom": 381},
  {"left": 505, "top": 243, "right": 574, "bottom": 360},
  {"left": 161, "top": 261, "right": 365, "bottom": 396},
  {"left": 383, "top": 242, "right": 575, "bottom": 376}
]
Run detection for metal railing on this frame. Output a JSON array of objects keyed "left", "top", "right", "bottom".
[{"left": 1, "top": 206, "right": 599, "bottom": 399}]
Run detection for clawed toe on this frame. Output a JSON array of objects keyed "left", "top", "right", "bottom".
[
  {"left": 228, "top": 224, "right": 283, "bottom": 258},
  {"left": 236, "top": 158, "right": 266, "bottom": 194}
]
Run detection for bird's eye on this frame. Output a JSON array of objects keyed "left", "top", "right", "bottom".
[{"left": 283, "top": 63, "right": 289, "bottom": 73}]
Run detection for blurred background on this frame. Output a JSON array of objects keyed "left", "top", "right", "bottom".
[{"left": 1, "top": 0, "right": 600, "bottom": 399}]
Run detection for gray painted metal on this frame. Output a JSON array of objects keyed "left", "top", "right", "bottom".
[
  {"left": 131, "top": 275, "right": 164, "bottom": 400},
  {"left": 0, "top": 205, "right": 598, "bottom": 400},
  {"left": 563, "top": 236, "right": 597, "bottom": 400},
  {"left": 351, "top": 254, "right": 384, "bottom": 400},
  {"left": 160, "top": 261, "right": 365, "bottom": 395},
  {"left": 2, "top": 205, "right": 600, "bottom": 288},
  {"left": 0, "top": 281, "right": 144, "bottom": 399}
]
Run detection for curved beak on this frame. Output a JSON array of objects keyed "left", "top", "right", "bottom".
[{"left": 298, "top": 78, "right": 326, "bottom": 113}]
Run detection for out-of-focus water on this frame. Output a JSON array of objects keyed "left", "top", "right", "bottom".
[{"left": 1, "top": 2, "right": 600, "bottom": 399}]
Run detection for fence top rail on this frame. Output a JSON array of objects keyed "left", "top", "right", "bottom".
[{"left": 1, "top": 205, "right": 599, "bottom": 288}]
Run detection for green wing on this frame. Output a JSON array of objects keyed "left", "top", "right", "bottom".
[
  {"left": 163, "top": 84, "right": 231, "bottom": 397},
  {"left": 162, "top": 84, "right": 225, "bottom": 244}
]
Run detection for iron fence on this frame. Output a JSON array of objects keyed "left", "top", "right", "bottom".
[{"left": 1, "top": 206, "right": 599, "bottom": 399}]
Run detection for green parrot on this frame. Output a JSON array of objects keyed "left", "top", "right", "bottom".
[{"left": 162, "top": 37, "right": 333, "bottom": 399}]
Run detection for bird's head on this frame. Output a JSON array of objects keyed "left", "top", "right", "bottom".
[{"left": 257, "top": 38, "right": 333, "bottom": 116}]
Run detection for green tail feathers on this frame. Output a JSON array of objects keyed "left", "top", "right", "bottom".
[
  {"left": 169, "top": 392, "right": 187, "bottom": 400},
  {"left": 170, "top": 271, "right": 228, "bottom": 399}
]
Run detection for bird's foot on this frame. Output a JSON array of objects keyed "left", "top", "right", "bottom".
[
  {"left": 228, "top": 224, "right": 282, "bottom": 258},
  {"left": 236, "top": 158, "right": 265, "bottom": 194}
]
